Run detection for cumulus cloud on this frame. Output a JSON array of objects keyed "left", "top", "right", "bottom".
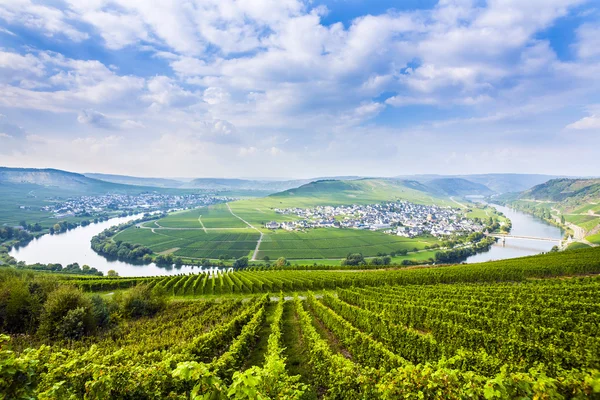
[
  {"left": 0, "top": 0, "right": 599, "bottom": 176},
  {"left": 77, "top": 109, "right": 115, "bottom": 129}
]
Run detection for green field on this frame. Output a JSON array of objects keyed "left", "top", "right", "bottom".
[
  {"left": 157, "top": 203, "right": 248, "bottom": 229},
  {"left": 566, "top": 241, "right": 591, "bottom": 250},
  {"left": 257, "top": 229, "right": 437, "bottom": 259},
  {"left": 586, "top": 233, "right": 600, "bottom": 245},
  {"left": 564, "top": 214, "right": 600, "bottom": 231},
  {"left": 115, "top": 227, "right": 260, "bottom": 259}
]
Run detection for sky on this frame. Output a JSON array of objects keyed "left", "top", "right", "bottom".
[{"left": 0, "top": 0, "right": 599, "bottom": 179}]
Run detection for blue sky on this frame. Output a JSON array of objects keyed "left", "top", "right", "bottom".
[{"left": 0, "top": 0, "right": 599, "bottom": 178}]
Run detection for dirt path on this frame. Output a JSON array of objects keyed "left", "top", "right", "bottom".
[
  {"left": 226, "top": 202, "right": 264, "bottom": 260},
  {"left": 197, "top": 215, "right": 207, "bottom": 233},
  {"left": 449, "top": 196, "right": 467, "bottom": 209}
]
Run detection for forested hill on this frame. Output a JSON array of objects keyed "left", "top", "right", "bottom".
[
  {"left": 517, "top": 178, "right": 600, "bottom": 214},
  {"left": 520, "top": 178, "right": 600, "bottom": 202}
]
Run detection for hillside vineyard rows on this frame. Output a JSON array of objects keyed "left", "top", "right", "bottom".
[{"left": 3, "top": 248, "right": 600, "bottom": 398}]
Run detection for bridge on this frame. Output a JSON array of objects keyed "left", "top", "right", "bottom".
[{"left": 485, "top": 233, "right": 562, "bottom": 243}]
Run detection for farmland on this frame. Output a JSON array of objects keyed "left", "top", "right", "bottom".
[
  {"left": 256, "top": 229, "right": 438, "bottom": 259},
  {"left": 3, "top": 247, "right": 600, "bottom": 398},
  {"left": 115, "top": 228, "right": 260, "bottom": 259},
  {"left": 105, "top": 179, "right": 488, "bottom": 263}
]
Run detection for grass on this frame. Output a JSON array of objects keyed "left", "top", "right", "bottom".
[
  {"left": 586, "top": 233, "right": 600, "bottom": 245},
  {"left": 257, "top": 229, "right": 438, "bottom": 259},
  {"left": 281, "top": 301, "right": 318, "bottom": 399},
  {"left": 566, "top": 242, "right": 591, "bottom": 250},
  {"left": 564, "top": 214, "right": 600, "bottom": 231},
  {"left": 157, "top": 203, "right": 247, "bottom": 229},
  {"left": 115, "top": 228, "right": 260, "bottom": 259}
]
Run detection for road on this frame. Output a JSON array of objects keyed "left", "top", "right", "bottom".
[{"left": 226, "top": 203, "right": 264, "bottom": 261}]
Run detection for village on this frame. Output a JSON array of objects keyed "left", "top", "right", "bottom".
[
  {"left": 40, "top": 192, "right": 229, "bottom": 219},
  {"left": 269, "top": 201, "right": 486, "bottom": 238}
]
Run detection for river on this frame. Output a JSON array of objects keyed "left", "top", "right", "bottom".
[
  {"left": 464, "top": 203, "right": 564, "bottom": 263},
  {"left": 9, "top": 203, "right": 564, "bottom": 276},
  {"left": 9, "top": 214, "right": 199, "bottom": 277}
]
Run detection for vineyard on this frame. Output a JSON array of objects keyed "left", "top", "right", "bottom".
[
  {"left": 2, "top": 247, "right": 600, "bottom": 398},
  {"left": 66, "top": 247, "right": 600, "bottom": 294}
]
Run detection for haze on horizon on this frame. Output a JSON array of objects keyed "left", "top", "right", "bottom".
[{"left": 1, "top": 0, "right": 599, "bottom": 179}]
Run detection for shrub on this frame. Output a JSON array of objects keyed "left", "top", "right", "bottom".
[
  {"left": 90, "top": 294, "right": 111, "bottom": 329},
  {"left": 38, "top": 286, "right": 95, "bottom": 339},
  {"left": 0, "top": 278, "right": 36, "bottom": 333},
  {"left": 58, "top": 307, "right": 89, "bottom": 340},
  {"left": 120, "top": 284, "right": 166, "bottom": 319}
]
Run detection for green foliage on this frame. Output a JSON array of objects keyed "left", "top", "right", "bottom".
[
  {"left": 0, "top": 334, "right": 39, "bottom": 400},
  {"left": 340, "top": 253, "right": 365, "bottom": 266},
  {"left": 119, "top": 284, "right": 166, "bottom": 319},
  {"left": 38, "top": 286, "right": 95, "bottom": 340}
]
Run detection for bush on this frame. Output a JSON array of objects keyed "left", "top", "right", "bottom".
[
  {"left": 90, "top": 294, "right": 111, "bottom": 329},
  {"left": 0, "top": 277, "right": 37, "bottom": 333},
  {"left": 38, "top": 286, "right": 95, "bottom": 339},
  {"left": 58, "top": 307, "right": 89, "bottom": 340},
  {"left": 120, "top": 284, "right": 166, "bottom": 319}
]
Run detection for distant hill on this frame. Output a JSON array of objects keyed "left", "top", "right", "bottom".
[
  {"left": 0, "top": 167, "right": 124, "bottom": 193},
  {"left": 425, "top": 178, "right": 494, "bottom": 196},
  {"left": 0, "top": 167, "right": 167, "bottom": 195},
  {"left": 185, "top": 178, "right": 311, "bottom": 192},
  {"left": 85, "top": 173, "right": 186, "bottom": 188},
  {"left": 269, "top": 178, "right": 451, "bottom": 206},
  {"left": 396, "top": 173, "right": 563, "bottom": 194}
]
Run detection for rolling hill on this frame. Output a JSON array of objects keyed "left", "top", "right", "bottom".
[
  {"left": 520, "top": 178, "right": 600, "bottom": 204},
  {"left": 269, "top": 178, "right": 447, "bottom": 206},
  {"left": 84, "top": 173, "right": 188, "bottom": 188},
  {"left": 425, "top": 178, "right": 494, "bottom": 196},
  {"left": 396, "top": 173, "right": 563, "bottom": 194}
]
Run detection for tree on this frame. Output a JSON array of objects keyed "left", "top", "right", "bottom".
[
  {"left": 233, "top": 257, "right": 249, "bottom": 269},
  {"left": 341, "top": 253, "right": 365, "bottom": 266},
  {"left": 53, "top": 224, "right": 61, "bottom": 234},
  {"left": 263, "top": 256, "right": 270, "bottom": 262},
  {"left": 107, "top": 270, "right": 119, "bottom": 277},
  {"left": 275, "top": 257, "right": 288, "bottom": 267},
  {"left": 561, "top": 215, "right": 566, "bottom": 224}
]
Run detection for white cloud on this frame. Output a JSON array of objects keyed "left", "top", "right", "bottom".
[
  {"left": 121, "top": 120, "right": 146, "bottom": 129},
  {"left": 0, "top": 0, "right": 87, "bottom": 41},
  {"left": 574, "top": 23, "right": 600, "bottom": 59},
  {"left": 77, "top": 109, "right": 114, "bottom": 129},
  {"left": 566, "top": 115, "right": 600, "bottom": 130},
  {"left": 0, "top": 0, "right": 599, "bottom": 176}
]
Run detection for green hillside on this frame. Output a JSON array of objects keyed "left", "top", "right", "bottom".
[
  {"left": 268, "top": 178, "right": 450, "bottom": 206},
  {"left": 520, "top": 178, "right": 600, "bottom": 206}
]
